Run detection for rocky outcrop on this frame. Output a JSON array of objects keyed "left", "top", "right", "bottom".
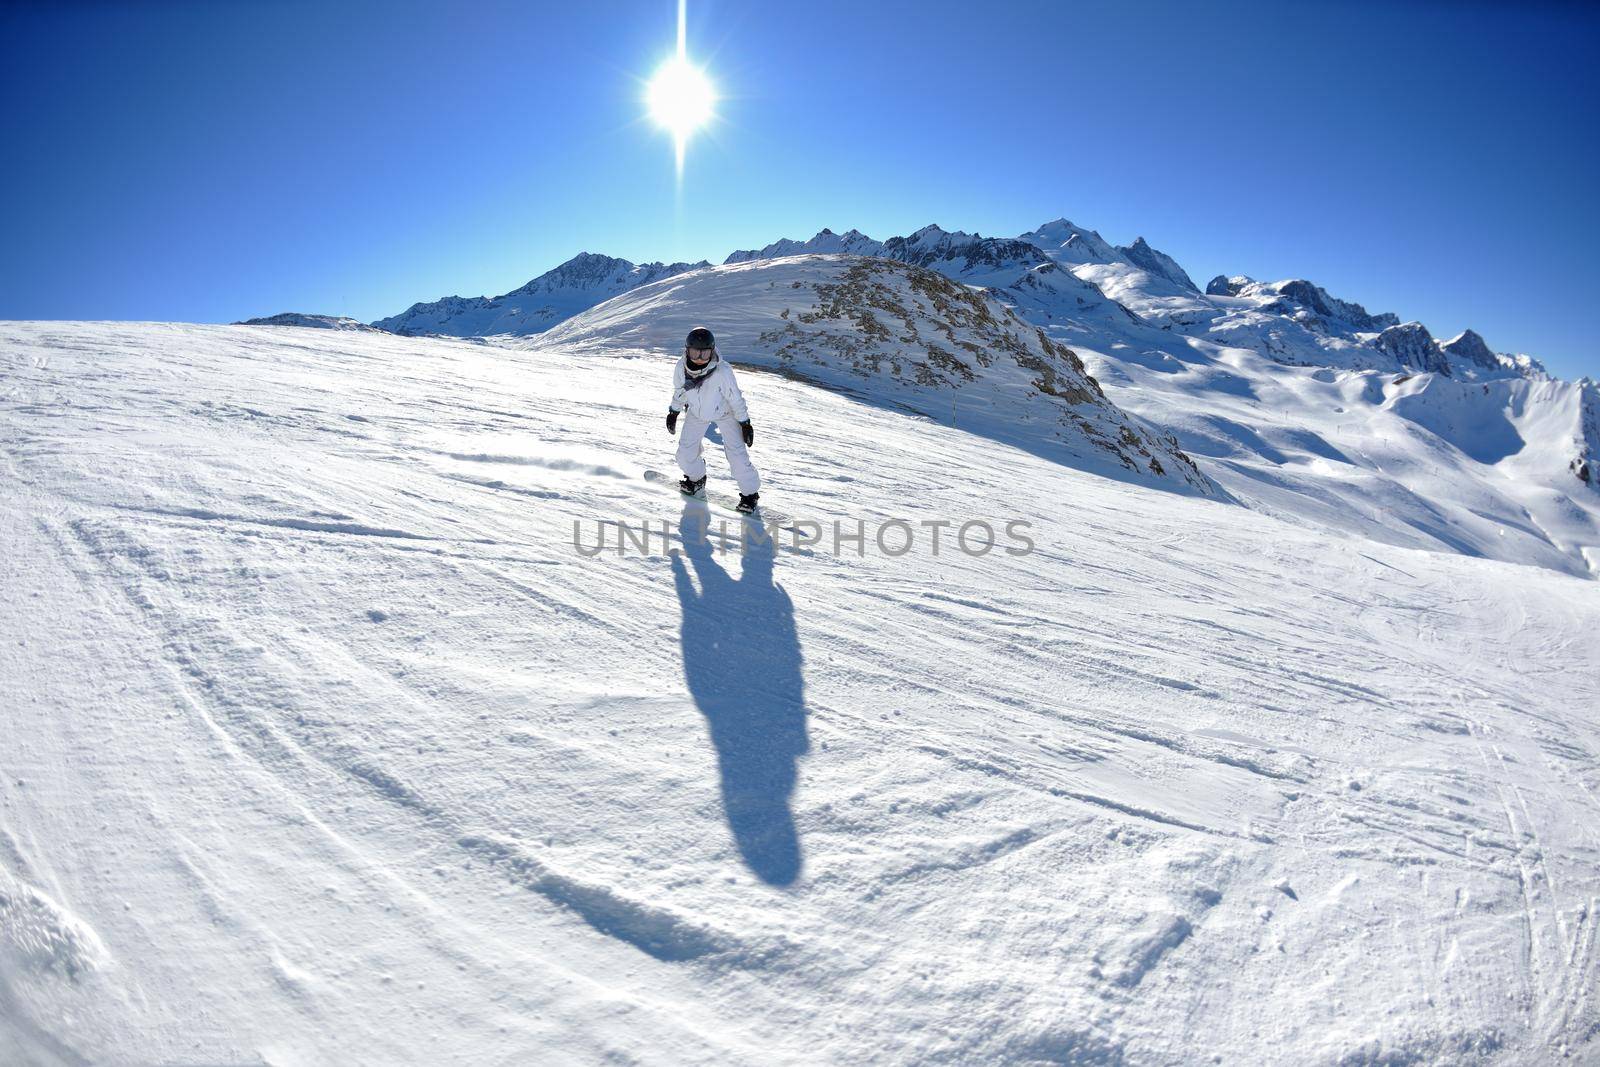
[
  {"left": 876, "top": 226, "right": 1052, "bottom": 283},
  {"left": 235, "top": 313, "right": 389, "bottom": 332},
  {"left": 1436, "top": 329, "right": 1549, "bottom": 380},
  {"left": 1208, "top": 276, "right": 1397, "bottom": 334},
  {"left": 724, "top": 228, "right": 884, "bottom": 263},
  {"left": 1577, "top": 380, "right": 1600, "bottom": 488},
  {"left": 1276, "top": 280, "right": 1397, "bottom": 332},
  {"left": 1439, "top": 329, "right": 1498, "bottom": 373},
  {"left": 1206, "top": 275, "right": 1251, "bottom": 298},
  {"left": 1375, "top": 322, "right": 1450, "bottom": 376}
]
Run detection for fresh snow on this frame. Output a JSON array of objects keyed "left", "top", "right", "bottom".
[{"left": 3, "top": 319, "right": 1598, "bottom": 1064}]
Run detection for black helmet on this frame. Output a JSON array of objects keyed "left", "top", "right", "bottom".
[{"left": 685, "top": 326, "right": 715, "bottom": 351}]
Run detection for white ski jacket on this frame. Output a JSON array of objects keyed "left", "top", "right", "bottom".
[{"left": 670, "top": 356, "right": 749, "bottom": 423}]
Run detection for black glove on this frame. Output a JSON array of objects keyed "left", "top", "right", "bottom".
[
  {"left": 740, "top": 420, "right": 754, "bottom": 447},
  {"left": 666, "top": 410, "right": 678, "bottom": 434}
]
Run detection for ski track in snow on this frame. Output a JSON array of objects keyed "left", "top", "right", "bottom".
[{"left": 1, "top": 322, "right": 1597, "bottom": 1064}]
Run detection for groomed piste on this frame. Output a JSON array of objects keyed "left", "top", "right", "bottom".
[{"left": 3, "top": 316, "right": 1597, "bottom": 1064}]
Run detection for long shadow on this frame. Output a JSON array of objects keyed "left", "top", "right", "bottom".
[{"left": 670, "top": 500, "right": 809, "bottom": 886}]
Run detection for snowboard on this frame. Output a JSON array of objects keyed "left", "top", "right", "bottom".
[{"left": 643, "top": 469, "right": 794, "bottom": 532}]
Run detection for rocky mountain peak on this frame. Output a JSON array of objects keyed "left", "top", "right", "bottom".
[
  {"left": 1018, "top": 219, "right": 1125, "bottom": 266},
  {"left": 1117, "top": 237, "right": 1200, "bottom": 293},
  {"left": 1439, "top": 329, "right": 1497, "bottom": 371},
  {"left": 1206, "top": 275, "right": 1254, "bottom": 297},
  {"left": 1376, "top": 321, "right": 1450, "bottom": 375}
]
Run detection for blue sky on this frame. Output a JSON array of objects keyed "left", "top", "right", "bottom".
[{"left": 2, "top": 0, "right": 1597, "bottom": 377}]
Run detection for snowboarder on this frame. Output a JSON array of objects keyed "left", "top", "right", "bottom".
[{"left": 666, "top": 326, "right": 760, "bottom": 512}]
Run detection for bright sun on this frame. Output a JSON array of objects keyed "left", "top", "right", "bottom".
[
  {"left": 646, "top": 0, "right": 715, "bottom": 178},
  {"left": 647, "top": 55, "right": 714, "bottom": 142}
]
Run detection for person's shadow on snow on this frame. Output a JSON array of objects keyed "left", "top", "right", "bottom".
[{"left": 670, "top": 501, "right": 808, "bottom": 887}]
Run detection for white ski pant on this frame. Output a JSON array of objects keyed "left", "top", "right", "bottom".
[{"left": 677, "top": 415, "right": 760, "bottom": 496}]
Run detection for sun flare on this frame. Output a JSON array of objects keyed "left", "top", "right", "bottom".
[
  {"left": 647, "top": 55, "right": 714, "bottom": 142},
  {"left": 646, "top": 0, "right": 715, "bottom": 179}
]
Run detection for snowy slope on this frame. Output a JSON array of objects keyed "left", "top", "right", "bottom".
[
  {"left": 3, "top": 320, "right": 1599, "bottom": 1065},
  {"left": 539, "top": 255, "right": 1215, "bottom": 496},
  {"left": 1073, "top": 329, "right": 1600, "bottom": 578},
  {"left": 373, "top": 253, "right": 709, "bottom": 337}
]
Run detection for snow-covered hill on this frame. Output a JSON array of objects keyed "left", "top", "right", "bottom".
[
  {"left": 539, "top": 255, "right": 1215, "bottom": 497},
  {"left": 4, "top": 320, "right": 1597, "bottom": 1064},
  {"left": 373, "top": 253, "right": 709, "bottom": 337}
]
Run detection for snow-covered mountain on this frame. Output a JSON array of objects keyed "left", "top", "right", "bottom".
[
  {"left": 373, "top": 252, "right": 709, "bottom": 337},
  {"left": 1205, "top": 275, "right": 1401, "bottom": 335},
  {"left": 540, "top": 255, "right": 1215, "bottom": 497},
  {"left": 1439, "top": 327, "right": 1548, "bottom": 380},
  {"left": 730, "top": 224, "right": 1082, "bottom": 292},
  {"left": 979, "top": 228, "right": 1599, "bottom": 576},
  {"left": 872, "top": 225, "right": 1051, "bottom": 288},
  {"left": 233, "top": 312, "right": 387, "bottom": 332},
  {"left": 1017, "top": 217, "right": 1127, "bottom": 266},
  {"left": 704, "top": 219, "right": 1556, "bottom": 384},
  {"left": 354, "top": 212, "right": 1599, "bottom": 576},
  {"left": 4, "top": 319, "right": 1596, "bottom": 1064},
  {"left": 370, "top": 215, "right": 1561, "bottom": 387},
  {"left": 717, "top": 223, "right": 1149, "bottom": 331}
]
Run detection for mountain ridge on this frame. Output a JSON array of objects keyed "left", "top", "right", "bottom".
[
  {"left": 355, "top": 216, "right": 1552, "bottom": 388},
  {"left": 372, "top": 253, "right": 710, "bottom": 337},
  {"left": 356, "top": 219, "right": 1555, "bottom": 390}
]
